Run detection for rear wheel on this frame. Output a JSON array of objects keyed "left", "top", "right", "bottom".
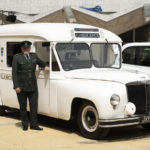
[
  {"left": 77, "top": 102, "right": 109, "bottom": 140},
  {"left": 0, "top": 106, "right": 5, "bottom": 115},
  {"left": 142, "top": 123, "right": 150, "bottom": 130}
]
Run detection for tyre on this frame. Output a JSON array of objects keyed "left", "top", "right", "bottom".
[
  {"left": 0, "top": 106, "right": 5, "bottom": 115},
  {"left": 77, "top": 101, "right": 109, "bottom": 140},
  {"left": 142, "top": 123, "right": 150, "bottom": 130}
]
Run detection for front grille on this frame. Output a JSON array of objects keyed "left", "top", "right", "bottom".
[{"left": 126, "top": 83, "right": 150, "bottom": 114}]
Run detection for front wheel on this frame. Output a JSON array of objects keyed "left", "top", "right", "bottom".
[{"left": 77, "top": 102, "right": 109, "bottom": 140}]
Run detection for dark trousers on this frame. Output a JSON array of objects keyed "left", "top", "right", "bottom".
[{"left": 17, "top": 90, "right": 38, "bottom": 127}]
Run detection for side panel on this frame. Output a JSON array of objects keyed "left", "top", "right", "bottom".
[
  {"left": 56, "top": 79, "right": 128, "bottom": 121},
  {"left": 0, "top": 70, "right": 18, "bottom": 108},
  {"left": 36, "top": 71, "right": 50, "bottom": 115},
  {"left": 49, "top": 79, "right": 58, "bottom": 118}
]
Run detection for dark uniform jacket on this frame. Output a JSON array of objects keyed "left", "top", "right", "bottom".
[{"left": 12, "top": 53, "right": 46, "bottom": 92}]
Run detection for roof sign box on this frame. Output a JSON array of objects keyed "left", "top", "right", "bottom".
[
  {"left": 75, "top": 33, "right": 100, "bottom": 38},
  {"left": 74, "top": 28, "right": 100, "bottom": 38},
  {"left": 74, "top": 28, "right": 99, "bottom": 32}
]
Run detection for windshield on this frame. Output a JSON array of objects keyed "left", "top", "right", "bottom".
[
  {"left": 56, "top": 43, "right": 92, "bottom": 71},
  {"left": 91, "top": 43, "right": 121, "bottom": 68},
  {"left": 56, "top": 43, "right": 121, "bottom": 71}
]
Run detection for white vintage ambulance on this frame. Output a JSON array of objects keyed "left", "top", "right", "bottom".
[{"left": 0, "top": 23, "right": 150, "bottom": 139}]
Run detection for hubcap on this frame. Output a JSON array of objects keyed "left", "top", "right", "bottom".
[{"left": 82, "top": 105, "right": 99, "bottom": 132}]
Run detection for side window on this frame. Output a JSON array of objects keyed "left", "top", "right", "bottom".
[
  {"left": 122, "top": 47, "right": 137, "bottom": 65},
  {"left": 137, "top": 47, "right": 150, "bottom": 66},
  {"left": 35, "top": 42, "right": 60, "bottom": 71},
  {"left": 52, "top": 50, "right": 60, "bottom": 71},
  {"left": 35, "top": 42, "right": 49, "bottom": 66},
  {"left": 7, "top": 42, "right": 21, "bottom": 67}
]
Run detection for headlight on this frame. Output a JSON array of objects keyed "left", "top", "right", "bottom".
[{"left": 110, "top": 94, "right": 120, "bottom": 107}]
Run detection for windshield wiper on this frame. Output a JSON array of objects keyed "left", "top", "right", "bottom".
[{"left": 105, "top": 38, "right": 114, "bottom": 52}]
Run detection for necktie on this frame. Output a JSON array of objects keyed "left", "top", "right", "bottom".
[{"left": 25, "top": 54, "right": 30, "bottom": 60}]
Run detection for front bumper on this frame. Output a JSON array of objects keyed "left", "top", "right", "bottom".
[{"left": 99, "top": 115, "right": 150, "bottom": 128}]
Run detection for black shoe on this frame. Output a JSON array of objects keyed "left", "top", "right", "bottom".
[
  {"left": 23, "top": 126, "right": 28, "bottom": 131},
  {"left": 30, "top": 126, "right": 43, "bottom": 131}
]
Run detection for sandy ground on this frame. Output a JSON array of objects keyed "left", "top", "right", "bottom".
[{"left": 0, "top": 111, "right": 150, "bottom": 150}]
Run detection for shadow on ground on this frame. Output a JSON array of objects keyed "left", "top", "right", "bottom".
[
  {"left": 2, "top": 110, "right": 150, "bottom": 142},
  {"left": 103, "top": 126, "right": 150, "bottom": 142}
]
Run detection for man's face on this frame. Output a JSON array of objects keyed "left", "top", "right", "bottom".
[{"left": 21, "top": 47, "right": 31, "bottom": 55}]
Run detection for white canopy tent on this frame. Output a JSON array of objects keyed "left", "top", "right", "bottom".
[{"left": 0, "top": 0, "right": 149, "bottom": 36}]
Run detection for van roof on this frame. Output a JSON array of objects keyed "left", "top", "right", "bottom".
[
  {"left": 0, "top": 23, "right": 122, "bottom": 42},
  {"left": 122, "top": 42, "right": 150, "bottom": 51}
]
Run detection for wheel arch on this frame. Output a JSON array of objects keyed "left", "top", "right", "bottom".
[{"left": 70, "top": 97, "right": 97, "bottom": 121}]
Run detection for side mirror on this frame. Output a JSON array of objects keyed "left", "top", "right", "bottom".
[{"left": 42, "top": 42, "right": 50, "bottom": 47}]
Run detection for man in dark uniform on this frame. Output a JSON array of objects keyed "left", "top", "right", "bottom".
[{"left": 12, "top": 41, "right": 49, "bottom": 131}]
